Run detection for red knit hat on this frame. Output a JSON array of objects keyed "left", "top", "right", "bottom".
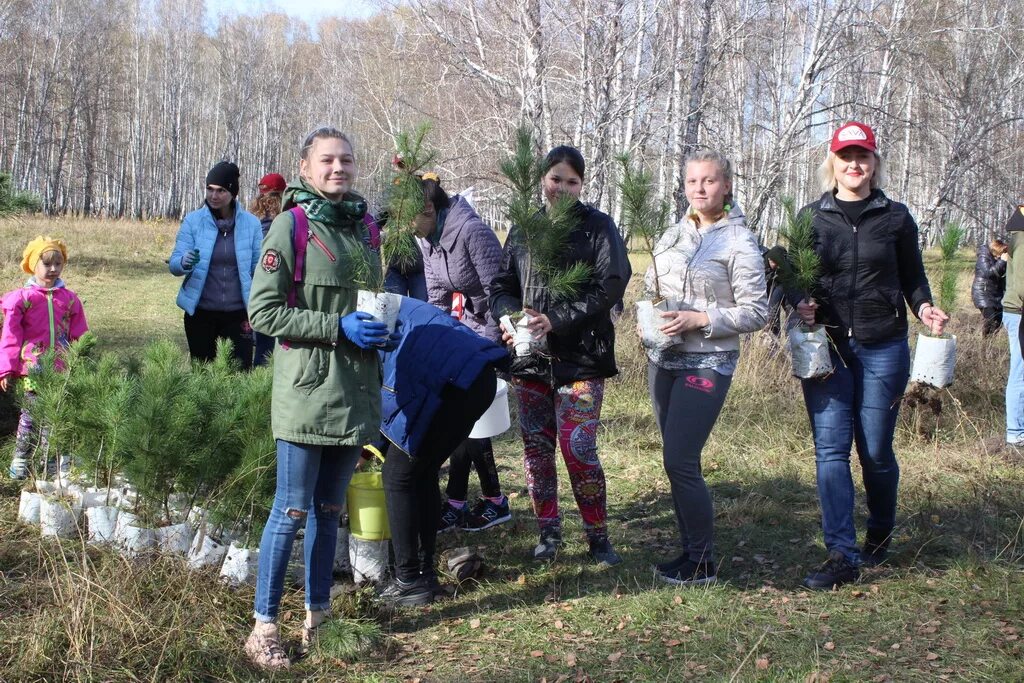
[
  {"left": 830, "top": 122, "right": 877, "bottom": 153},
  {"left": 258, "top": 173, "right": 286, "bottom": 194}
]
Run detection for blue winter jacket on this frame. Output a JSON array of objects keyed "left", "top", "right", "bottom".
[
  {"left": 378, "top": 297, "right": 508, "bottom": 456},
  {"left": 168, "top": 201, "right": 264, "bottom": 315}
]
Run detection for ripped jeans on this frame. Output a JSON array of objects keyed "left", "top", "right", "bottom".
[{"left": 254, "top": 440, "right": 361, "bottom": 622}]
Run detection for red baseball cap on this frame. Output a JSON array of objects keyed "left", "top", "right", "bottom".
[
  {"left": 830, "top": 122, "right": 877, "bottom": 153},
  {"left": 258, "top": 173, "right": 287, "bottom": 194}
]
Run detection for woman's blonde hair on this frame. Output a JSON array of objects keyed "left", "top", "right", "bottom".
[{"left": 817, "top": 150, "right": 886, "bottom": 194}]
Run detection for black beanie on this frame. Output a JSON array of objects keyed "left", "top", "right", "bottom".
[{"left": 206, "top": 161, "right": 240, "bottom": 196}]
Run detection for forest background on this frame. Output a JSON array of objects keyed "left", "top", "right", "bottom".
[{"left": 1, "top": 0, "right": 1022, "bottom": 242}]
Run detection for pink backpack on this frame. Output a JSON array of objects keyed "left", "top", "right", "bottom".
[{"left": 286, "top": 207, "right": 381, "bottom": 308}]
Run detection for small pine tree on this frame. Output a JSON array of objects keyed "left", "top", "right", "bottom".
[
  {"left": 500, "top": 126, "right": 592, "bottom": 304},
  {"left": 0, "top": 172, "right": 41, "bottom": 216},
  {"left": 121, "top": 340, "right": 200, "bottom": 525},
  {"left": 776, "top": 197, "right": 822, "bottom": 323},
  {"left": 935, "top": 221, "right": 965, "bottom": 327},
  {"left": 617, "top": 153, "right": 672, "bottom": 301}
]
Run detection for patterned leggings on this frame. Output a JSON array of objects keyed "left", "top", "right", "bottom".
[
  {"left": 514, "top": 377, "right": 608, "bottom": 539},
  {"left": 11, "top": 391, "right": 48, "bottom": 473}
]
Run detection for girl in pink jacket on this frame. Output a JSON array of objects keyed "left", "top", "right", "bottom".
[{"left": 1, "top": 236, "right": 88, "bottom": 479}]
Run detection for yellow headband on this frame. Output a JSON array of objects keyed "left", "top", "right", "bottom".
[{"left": 21, "top": 236, "right": 68, "bottom": 275}]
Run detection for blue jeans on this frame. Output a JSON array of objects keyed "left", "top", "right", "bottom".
[
  {"left": 1005, "top": 313, "right": 1024, "bottom": 444},
  {"left": 254, "top": 440, "right": 361, "bottom": 622},
  {"left": 384, "top": 266, "right": 427, "bottom": 301},
  {"left": 801, "top": 337, "right": 910, "bottom": 564}
]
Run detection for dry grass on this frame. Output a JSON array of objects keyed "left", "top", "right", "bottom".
[{"left": 1, "top": 217, "right": 1022, "bottom": 682}]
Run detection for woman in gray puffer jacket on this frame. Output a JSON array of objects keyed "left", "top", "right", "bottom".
[
  {"left": 972, "top": 238, "right": 1008, "bottom": 336},
  {"left": 642, "top": 149, "right": 767, "bottom": 587},
  {"left": 412, "top": 173, "right": 512, "bottom": 534}
]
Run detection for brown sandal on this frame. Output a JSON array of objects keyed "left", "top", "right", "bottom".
[{"left": 244, "top": 622, "right": 290, "bottom": 670}]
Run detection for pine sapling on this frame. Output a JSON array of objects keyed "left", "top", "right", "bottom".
[
  {"left": 500, "top": 125, "right": 592, "bottom": 304},
  {"left": 933, "top": 221, "right": 965, "bottom": 337},
  {"left": 776, "top": 197, "right": 822, "bottom": 328},
  {"left": 617, "top": 153, "right": 672, "bottom": 301}
]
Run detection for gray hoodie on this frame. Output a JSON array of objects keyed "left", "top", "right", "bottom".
[{"left": 418, "top": 195, "right": 503, "bottom": 342}]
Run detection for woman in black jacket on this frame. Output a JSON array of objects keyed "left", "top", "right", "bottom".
[
  {"left": 793, "top": 122, "right": 948, "bottom": 590},
  {"left": 972, "top": 238, "right": 1008, "bottom": 336},
  {"left": 490, "top": 146, "right": 631, "bottom": 565}
]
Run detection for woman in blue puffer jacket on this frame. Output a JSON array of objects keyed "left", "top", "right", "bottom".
[{"left": 169, "top": 161, "right": 263, "bottom": 369}]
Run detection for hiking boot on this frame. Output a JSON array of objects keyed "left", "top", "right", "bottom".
[
  {"left": 803, "top": 550, "right": 859, "bottom": 590},
  {"left": 8, "top": 456, "right": 28, "bottom": 480},
  {"left": 654, "top": 552, "right": 688, "bottom": 574},
  {"left": 244, "top": 622, "right": 290, "bottom": 671},
  {"left": 533, "top": 526, "right": 562, "bottom": 561},
  {"left": 587, "top": 536, "right": 623, "bottom": 566},
  {"left": 861, "top": 529, "right": 892, "bottom": 568},
  {"left": 437, "top": 502, "right": 466, "bottom": 534},
  {"left": 658, "top": 559, "right": 717, "bottom": 587},
  {"left": 462, "top": 497, "right": 512, "bottom": 532},
  {"left": 378, "top": 576, "right": 434, "bottom": 607}
]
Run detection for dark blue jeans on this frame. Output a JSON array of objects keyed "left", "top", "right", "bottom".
[
  {"left": 253, "top": 440, "right": 361, "bottom": 622},
  {"left": 800, "top": 337, "right": 910, "bottom": 564}
]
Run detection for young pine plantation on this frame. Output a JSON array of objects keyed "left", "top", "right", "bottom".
[{"left": 1, "top": 217, "right": 1022, "bottom": 682}]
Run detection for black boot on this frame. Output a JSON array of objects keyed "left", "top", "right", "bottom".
[{"left": 861, "top": 528, "right": 892, "bottom": 567}]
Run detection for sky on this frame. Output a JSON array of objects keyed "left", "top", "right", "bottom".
[{"left": 205, "top": 0, "right": 380, "bottom": 23}]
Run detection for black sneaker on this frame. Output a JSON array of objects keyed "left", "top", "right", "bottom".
[
  {"left": 533, "top": 527, "right": 562, "bottom": 561},
  {"left": 378, "top": 577, "right": 434, "bottom": 607},
  {"left": 861, "top": 528, "right": 892, "bottom": 568},
  {"left": 588, "top": 536, "right": 623, "bottom": 566},
  {"left": 803, "top": 550, "right": 859, "bottom": 589},
  {"left": 462, "top": 497, "right": 512, "bottom": 532},
  {"left": 422, "top": 572, "right": 453, "bottom": 600},
  {"left": 654, "top": 552, "right": 688, "bottom": 574},
  {"left": 437, "top": 502, "right": 466, "bottom": 535},
  {"left": 658, "top": 559, "right": 717, "bottom": 586}
]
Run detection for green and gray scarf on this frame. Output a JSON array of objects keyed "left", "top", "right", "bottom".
[{"left": 284, "top": 178, "right": 367, "bottom": 227}]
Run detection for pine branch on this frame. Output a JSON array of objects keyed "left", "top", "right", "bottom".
[
  {"left": 937, "top": 221, "right": 965, "bottom": 315},
  {"left": 500, "top": 125, "right": 592, "bottom": 302},
  {"left": 616, "top": 154, "right": 672, "bottom": 300},
  {"left": 776, "top": 196, "right": 821, "bottom": 296}
]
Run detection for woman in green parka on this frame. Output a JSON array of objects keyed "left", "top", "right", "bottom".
[{"left": 243, "top": 127, "right": 396, "bottom": 670}]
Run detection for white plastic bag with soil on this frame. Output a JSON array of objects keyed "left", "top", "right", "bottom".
[
  {"left": 635, "top": 300, "right": 684, "bottom": 352},
  {"left": 500, "top": 313, "right": 547, "bottom": 357},
  {"left": 220, "top": 541, "right": 259, "bottom": 586},
  {"left": 910, "top": 333, "right": 957, "bottom": 389},
  {"left": 39, "top": 497, "right": 80, "bottom": 538},
  {"left": 113, "top": 511, "right": 156, "bottom": 556},
  {"left": 18, "top": 490, "right": 43, "bottom": 525},
  {"left": 156, "top": 522, "right": 194, "bottom": 556},
  {"left": 84, "top": 506, "right": 120, "bottom": 544},
  {"left": 787, "top": 324, "right": 833, "bottom": 379},
  {"left": 357, "top": 290, "right": 402, "bottom": 333},
  {"left": 187, "top": 528, "right": 229, "bottom": 570},
  {"left": 349, "top": 536, "right": 389, "bottom": 585}
]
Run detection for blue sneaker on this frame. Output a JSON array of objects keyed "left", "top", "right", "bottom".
[
  {"left": 462, "top": 497, "right": 512, "bottom": 532},
  {"left": 438, "top": 502, "right": 466, "bottom": 534}
]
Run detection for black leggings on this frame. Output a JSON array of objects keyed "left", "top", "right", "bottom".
[
  {"left": 648, "top": 364, "right": 732, "bottom": 564},
  {"left": 383, "top": 368, "right": 497, "bottom": 581},
  {"left": 446, "top": 437, "right": 502, "bottom": 501}
]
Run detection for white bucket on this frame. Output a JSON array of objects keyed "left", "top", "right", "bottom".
[
  {"left": 114, "top": 511, "right": 156, "bottom": 556},
  {"left": 349, "top": 536, "right": 389, "bottom": 585},
  {"left": 39, "top": 497, "right": 80, "bottom": 538},
  {"left": 357, "top": 290, "right": 402, "bottom": 334},
  {"left": 220, "top": 541, "right": 259, "bottom": 586},
  {"left": 85, "top": 505, "right": 120, "bottom": 544},
  {"left": 34, "top": 480, "right": 57, "bottom": 495},
  {"left": 636, "top": 300, "right": 683, "bottom": 351},
  {"left": 334, "top": 525, "right": 351, "bottom": 574},
  {"left": 156, "top": 522, "right": 193, "bottom": 556},
  {"left": 469, "top": 379, "right": 511, "bottom": 438},
  {"left": 187, "top": 531, "right": 228, "bottom": 570},
  {"left": 910, "top": 333, "right": 957, "bottom": 388},
  {"left": 787, "top": 324, "right": 833, "bottom": 379},
  {"left": 18, "top": 490, "right": 43, "bottom": 525}
]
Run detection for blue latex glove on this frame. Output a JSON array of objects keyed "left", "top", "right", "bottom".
[
  {"left": 181, "top": 248, "right": 200, "bottom": 271},
  {"left": 340, "top": 311, "right": 389, "bottom": 349}
]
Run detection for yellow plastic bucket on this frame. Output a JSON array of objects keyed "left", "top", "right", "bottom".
[{"left": 347, "top": 454, "right": 390, "bottom": 540}]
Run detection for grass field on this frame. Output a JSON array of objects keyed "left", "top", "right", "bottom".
[{"left": 1, "top": 217, "right": 1022, "bottom": 682}]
